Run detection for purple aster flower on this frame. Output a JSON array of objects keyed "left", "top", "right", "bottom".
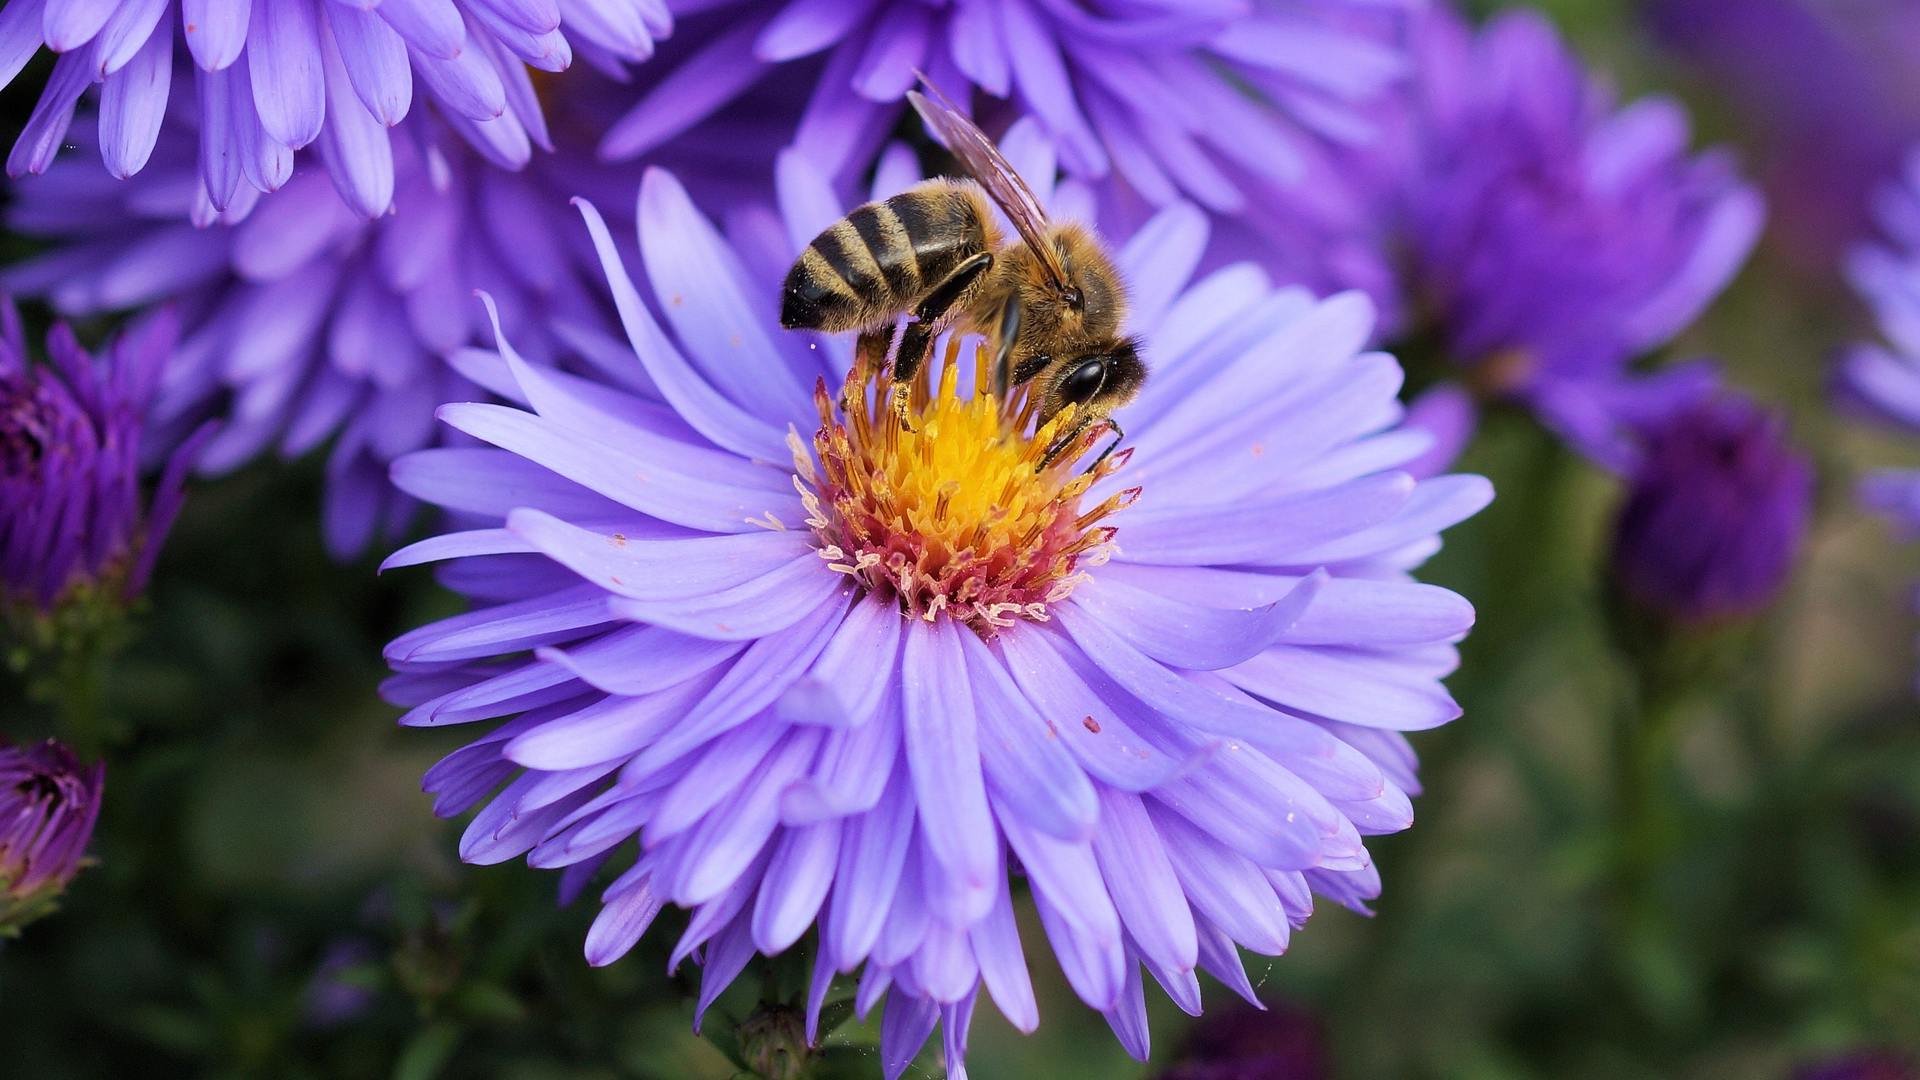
[
  {"left": 0, "top": 738, "right": 105, "bottom": 936},
  {"left": 608, "top": 1, "right": 1415, "bottom": 228},
  {"left": 1361, "top": 7, "right": 1764, "bottom": 469},
  {"left": 1607, "top": 392, "right": 1812, "bottom": 627},
  {"left": 2, "top": 296, "right": 204, "bottom": 615},
  {"left": 382, "top": 137, "right": 1488, "bottom": 1074},
  {"left": 1648, "top": 0, "right": 1920, "bottom": 269},
  {"left": 3, "top": 60, "right": 796, "bottom": 556},
  {"left": 0, "top": 0, "right": 671, "bottom": 213}
]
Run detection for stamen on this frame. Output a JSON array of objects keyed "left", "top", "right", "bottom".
[{"left": 795, "top": 338, "right": 1135, "bottom": 635}]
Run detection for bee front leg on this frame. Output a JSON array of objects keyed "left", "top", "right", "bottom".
[{"left": 888, "top": 250, "right": 995, "bottom": 428}]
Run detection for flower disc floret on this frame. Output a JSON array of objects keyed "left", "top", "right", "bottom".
[{"left": 799, "top": 343, "right": 1137, "bottom": 633}]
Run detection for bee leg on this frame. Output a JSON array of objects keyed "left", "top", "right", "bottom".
[
  {"left": 842, "top": 329, "right": 892, "bottom": 413},
  {"left": 887, "top": 251, "right": 995, "bottom": 427},
  {"left": 991, "top": 294, "right": 1022, "bottom": 400}
]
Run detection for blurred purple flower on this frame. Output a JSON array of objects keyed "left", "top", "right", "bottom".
[
  {"left": 609, "top": 0, "right": 1415, "bottom": 221},
  {"left": 1608, "top": 392, "right": 1812, "bottom": 626},
  {"left": 3, "top": 61, "right": 798, "bottom": 556},
  {"left": 1840, "top": 146, "right": 1920, "bottom": 686},
  {"left": 381, "top": 136, "right": 1486, "bottom": 1075},
  {"left": 0, "top": 0, "right": 671, "bottom": 214},
  {"left": 1156, "top": 996, "right": 1327, "bottom": 1080},
  {"left": 1383, "top": 7, "right": 1763, "bottom": 469},
  {"left": 1647, "top": 0, "right": 1920, "bottom": 270},
  {"left": 0, "top": 738, "right": 105, "bottom": 935},
  {"left": 2, "top": 298, "right": 205, "bottom": 612}
]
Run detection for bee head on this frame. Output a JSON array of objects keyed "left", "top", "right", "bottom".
[{"left": 1038, "top": 336, "right": 1146, "bottom": 425}]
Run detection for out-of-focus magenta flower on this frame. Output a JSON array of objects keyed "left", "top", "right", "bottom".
[
  {"left": 1839, "top": 145, "right": 1920, "bottom": 688},
  {"left": 3, "top": 47, "right": 802, "bottom": 557},
  {"left": 1, "top": 297, "right": 205, "bottom": 614},
  {"left": 1608, "top": 392, "right": 1813, "bottom": 627},
  {"left": 0, "top": 0, "right": 672, "bottom": 215},
  {"left": 1156, "top": 997, "right": 1327, "bottom": 1080},
  {"left": 1386, "top": 8, "right": 1762, "bottom": 470},
  {"left": 0, "top": 738, "right": 105, "bottom": 936},
  {"left": 1647, "top": 0, "right": 1920, "bottom": 270}
]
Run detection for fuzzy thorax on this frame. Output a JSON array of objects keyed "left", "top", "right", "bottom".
[{"left": 793, "top": 340, "right": 1137, "bottom": 634}]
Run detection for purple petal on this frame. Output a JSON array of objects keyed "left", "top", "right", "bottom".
[
  {"left": 1, "top": 0, "right": 50, "bottom": 88},
  {"left": 1225, "top": 645, "right": 1462, "bottom": 731},
  {"left": 248, "top": 0, "right": 327, "bottom": 149},
  {"left": 411, "top": 31, "right": 508, "bottom": 121},
  {"left": 384, "top": 583, "right": 615, "bottom": 664},
  {"left": 572, "top": 198, "right": 789, "bottom": 461},
  {"left": 900, "top": 621, "right": 998, "bottom": 907},
  {"left": 994, "top": 628, "right": 1197, "bottom": 792},
  {"left": 183, "top": 0, "right": 249, "bottom": 69},
  {"left": 825, "top": 768, "right": 914, "bottom": 971},
  {"left": 506, "top": 508, "right": 813, "bottom": 601},
  {"left": 1091, "top": 789, "right": 1197, "bottom": 975},
  {"left": 92, "top": 0, "right": 166, "bottom": 74},
  {"left": 1072, "top": 570, "right": 1324, "bottom": 671},
  {"left": 947, "top": 0, "right": 1007, "bottom": 96},
  {"left": 880, "top": 989, "right": 939, "bottom": 1080},
  {"left": 1101, "top": 959, "right": 1150, "bottom": 1062},
  {"left": 779, "top": 695, "right": 902, "bottom": 822},
  {"left": 967, "top": 875, "right": 1037, "bottom": 1033},
  {"left": 325, "top": 2, "right": 412, "bottom": 124},
  {"left": 42, "top": 0, "right": 112, "bottom": 51},
  {"left": 958, "top": 632, "right": 1098, "bottom": 843},
  {"left": 1120, "top": 473, "right": 1415, "bottom": 567},
  {"left": 600, "top": 22, "right": 767, "bottom": 161},
  {"left": 536, "top": 626, "right": 743, "bottom": 696},
  {"left": 601, "top": 553, "right": 848, "bottom": 642},
  {"left": 777, "top": 595, "right": 903, "bottom": 726},
  {"left": 851, "top": 3, "right": 930, "bottom": 102},
  {"left": 636, "top": 168, "right": 814, "bottom": 424},
  {"left": 755, "top": 0, "right": 872, "bottom": 61},
  {"left": 316, "top": 17, "right": 394, "bottom": 216},
  {"left": 585, "top": 865, "right": 665, "bottom": 966},
  {"left": 8, "top": 46, "right": 91, "bottom": 177},
  {"left": 504, "top": 673, "right": 719, "bottom": 769},
  {"left": 670, "top": 729, "right": 820, "bottom": 904},
  {"left": 752, "top": 820, "right": 840, "bottom": 952},
  {"left": 374, "top": 0, "right": 464, "bottom": 58},
  {"left": 436, "top": 402, "right": 797, "bottom": 534},
  {"left": 98, "top": 11, "right": 171, "bottom": 178},
  {"left": 1148, "top": 806, "right": 1291, "bottom": 954}
]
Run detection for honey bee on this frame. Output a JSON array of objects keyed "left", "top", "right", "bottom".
[{"left": 779, "top": 80, "right": 1144, "bottom": 468}]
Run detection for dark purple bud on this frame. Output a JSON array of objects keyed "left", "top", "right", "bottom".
[
  {"left": 1156, "top": 998, "right": 1328, "bottom": 1080},
  {"left": 0, "top": 738, "right": 105, "bottom": 935},
  {"left": 0, "top": 298, "right": 206, "bottom": 619},
  {"left": 1609, "top": 393, "right": 1813, "bottom": 626}
]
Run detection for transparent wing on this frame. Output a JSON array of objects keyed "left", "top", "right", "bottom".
[{"left": 907, "top": 83, "right": 1070, "bottom": 291}]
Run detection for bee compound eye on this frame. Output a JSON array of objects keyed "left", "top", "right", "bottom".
[{"left": 1061, "top": 358, "right": 1106, "bottom": 404}]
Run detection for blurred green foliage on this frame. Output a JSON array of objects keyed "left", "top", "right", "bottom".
[{"left": 3, "top": 2, "right": 1919, "bottom": 1078}]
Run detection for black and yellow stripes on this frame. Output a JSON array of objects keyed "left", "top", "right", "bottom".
[{"left": 780, "top": 181, "right": 992, "bottom": 335}]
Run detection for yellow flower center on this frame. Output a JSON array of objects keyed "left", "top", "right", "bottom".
[{"left": 793, "top": 340, "right": 1137, "bottom": 635}]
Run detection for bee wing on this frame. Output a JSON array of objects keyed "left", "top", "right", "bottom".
[{"left": 907, "top": 85, "right": 1071, "bottom": 292}]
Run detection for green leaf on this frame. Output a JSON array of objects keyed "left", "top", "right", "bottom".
[{"left": 392, "top": 1021, "right": 462, "bottom": 1080}]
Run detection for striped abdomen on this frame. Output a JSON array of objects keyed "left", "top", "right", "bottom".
[{"left": 780, "top": 180, "right": 991, "bottom": 333}]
